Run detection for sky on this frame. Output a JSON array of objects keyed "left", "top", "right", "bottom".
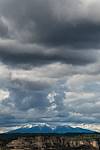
[{"left": 0, "top": 0, "right": 100, "bottom": 132}]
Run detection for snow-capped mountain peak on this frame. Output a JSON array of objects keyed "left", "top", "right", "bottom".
[{"left": 23, "top": 124, "right": 33, "bottom": 128}]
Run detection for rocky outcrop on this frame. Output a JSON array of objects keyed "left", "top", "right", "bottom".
[{"left": 5, "top": 136, "right": 99, "bottom": 150}]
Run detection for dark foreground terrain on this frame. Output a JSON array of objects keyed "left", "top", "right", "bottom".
[{"left": 0, "top": 133, "right": 100, "bottom": 150}]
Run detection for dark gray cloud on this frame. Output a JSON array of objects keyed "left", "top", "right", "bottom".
[
  {"left": 11, "top": 79, "right": 51, "bottom": 91},
  {"left": 0, "top": 0, "right": 99, "bottom": 48},
  {"left": 0, "top": 44, "right": 97, "bottom": 66},
  {"left": 0, "top": 17, "right": 8, "bottom": 38},
  {"left": 0, "top": 0, "right": 99, "bottom": 66}
]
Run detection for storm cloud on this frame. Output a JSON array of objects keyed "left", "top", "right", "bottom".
[
  {"left": 0, "top": 0, "right": 100, "bottom": 132},
  {"left": 0, "top": 0, "right": 100, "bottom": 65}
]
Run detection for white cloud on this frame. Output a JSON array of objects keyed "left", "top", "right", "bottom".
[
  {"left": 47, "top": 91, "right": 57, "bottom": 103},
  {"left": 72, "top": 123, "right": 100, "bottom": 132},
  {"left": 0, "top": 89, "right": 9, "bottom": 101},
  {"left": 64, "top": 91, "right": 95, "bottom": 102},
  {"left": 67, "top": 74, "right": 100, "bottom": 91}
]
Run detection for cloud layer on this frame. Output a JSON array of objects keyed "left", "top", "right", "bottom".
[{"left": 0, "top": 0, "right": 100, "bottom": 131}]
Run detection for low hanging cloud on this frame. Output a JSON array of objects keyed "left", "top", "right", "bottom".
[{"left": 0, "top": 40, "right": 98, "bottom": 66}]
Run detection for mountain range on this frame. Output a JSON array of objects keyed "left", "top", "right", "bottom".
[{"left": 9, "top": 123, "right": 95, "bottom": 134}]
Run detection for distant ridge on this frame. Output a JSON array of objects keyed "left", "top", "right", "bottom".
[{"left": 8, "top": 123, "right": 95, "bottom": 134}]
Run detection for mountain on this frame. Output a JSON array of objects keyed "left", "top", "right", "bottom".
[{"left": 9, "top": 123, "right": 95, "bottom": 134}]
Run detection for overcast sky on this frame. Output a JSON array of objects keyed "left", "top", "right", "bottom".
[{"left": 0, "top": 0, "right": 100, "bottom": 132}]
